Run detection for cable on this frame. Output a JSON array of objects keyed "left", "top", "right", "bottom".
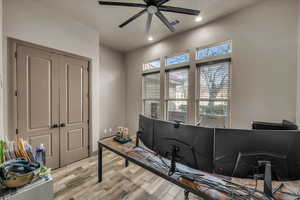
[
  {"left": 138, "top": 148, "right": 273, "bottom": 200},
  {"left": 272, "top": 183, "right": 283, "bottom": 195}
]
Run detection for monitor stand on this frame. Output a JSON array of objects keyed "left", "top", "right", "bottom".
[
  {"left": 135, "top": 131, "right": 142, "bottom": 148},
  {"left": 257, "top": 161, "right": 272, "bottom": 198},
  {"left": 168, "top": 145, "right": 180, "bottom": 176}
]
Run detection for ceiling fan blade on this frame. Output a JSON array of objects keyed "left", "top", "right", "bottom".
[
  {"left": 146, "top": 13, "right": 153, "bottom": 34},
  {"left": 157, "top": 0, "right": 169, "bottom": 6},
  {"left": 155, "top": 11, "right": 175, "bottom": 32},
  {"left": 98, "top": 1, "right": 147, "bottom": 8},
  {"left": 159, "top": 6, "right": 200, "bottom": 16},
  {"left": 119, "top": 9, "right": 147, "bottom": 28}
]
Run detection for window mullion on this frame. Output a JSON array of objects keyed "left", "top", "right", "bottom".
[
  {"left": 189, "top": 49, "right": 197, "bottom": 125},
  {"left": 160, "top": 56, "right": 166, "bottom": 120}
]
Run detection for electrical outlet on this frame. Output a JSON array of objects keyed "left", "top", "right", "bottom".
[{"left": 0, "top": 76, "right": 3, "bottom": 89}]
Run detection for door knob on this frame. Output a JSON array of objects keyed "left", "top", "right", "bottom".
[
  {"left": 51, "top": 124, "right": 58, "bottom": 129},
  {"left": 60, "top": 123, "right": 66, "bottom": 128}
]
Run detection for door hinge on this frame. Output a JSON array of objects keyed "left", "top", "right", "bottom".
[
  {"left": 15, "top": 90, "right": 18, "bottom": 97},
  {"left": 14, "top": 52, "right": 17, "bottom": 59},
  {"left": 87, "top": 120, "right": 89, "bottom": 124},
  {"left": 16, "top": 129, "right": 19, "bottom": 135},
  {"left": 87, "top": 145, "right": 90, "bottom": 150}
]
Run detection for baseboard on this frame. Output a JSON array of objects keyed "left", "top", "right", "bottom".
[{"left": 90, "top": 150, "right": 98, "bottom": 156}]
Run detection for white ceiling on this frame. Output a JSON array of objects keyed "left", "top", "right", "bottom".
[{"left": 38, "top": 0, "right": 262, "bottom": 52}]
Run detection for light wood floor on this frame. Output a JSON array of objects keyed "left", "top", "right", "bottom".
[{"left": 52, "top": 150, "right": 202, "bottom": 200}]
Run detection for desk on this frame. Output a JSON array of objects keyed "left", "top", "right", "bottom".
[{"left": 98, "top": 137, "right": 300, "bottom": 200}]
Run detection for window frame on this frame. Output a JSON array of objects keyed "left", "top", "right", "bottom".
[
  {"left": 143, "top": 59, "right": 161, "bottom": 73},
  {"left": 196, "top": 59, "right": 232, "bottom": 128},
  {"left": 165, "top": 66, "right": 190, "bottom": 122},
  {"left": 140, "top": 40, "right": 232, "bottom": 126},
  {"left": 165, "top": 51, "right": 190, "bottom": 68},
  {"left": 142, "top": 71, "right": 161, "bottom": 119},
  {"left": 196, "top": 40, "right": 232, "bottom": 63}
]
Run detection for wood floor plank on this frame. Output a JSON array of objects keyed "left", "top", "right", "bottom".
[{"left": 53, "top": 152, "right": 202, "bottom": 200}]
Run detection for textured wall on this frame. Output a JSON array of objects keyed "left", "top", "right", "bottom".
[
  {"left": 125, "top": 0, "right": 298, "bottom": 133},
  {"left": 0, "top": 0, "right": 3, "bottom": 139},
  {"left": 99, "top": 44, "right": 126, "bottom": 138},
  {"left": 297, "top": 0, "right": 300, "bottom": 124}
]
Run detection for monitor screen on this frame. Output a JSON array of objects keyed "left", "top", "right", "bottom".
[
  {"left": 214, "top": 128, "right": 300, "bottom": 181},
  {"left": 138, "top": 114, "right": 155, "bottom": 151},
  {"left": 154, "top": 119, "right": 214, "bottom": 172}
]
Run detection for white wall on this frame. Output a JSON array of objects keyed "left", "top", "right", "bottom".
[
  {"left": 297, "top": 0, "right": 300, "bottom": 124},
  {"left": 0, "top": 0, "right": 3, "bottom": 139},
  {"left": 125, "top": 0, "right": 298, "bottom": 133},
  {"left": 3, "top": 0, "right": 101, "bottom": 150},
  {"left": 99, "top": 44, "right": 126, "bottom": 138}
]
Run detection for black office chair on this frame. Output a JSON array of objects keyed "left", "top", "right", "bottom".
[{"left": 252, "top": 120, "right": 298, "bottom": 130}]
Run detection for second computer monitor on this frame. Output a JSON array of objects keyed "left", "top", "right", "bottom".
[
  {"left": 154, "top": 119, "right": 214, "bottom": 172},
  {"left": 214, "top": 128, "right": 300, "bottom": 181}
]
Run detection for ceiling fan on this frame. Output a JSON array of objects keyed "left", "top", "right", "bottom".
[{"left": 98, "top": 0, "right": 201, "bottom": 33}]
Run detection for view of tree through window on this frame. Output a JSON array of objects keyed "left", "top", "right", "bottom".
[
  {"left": 143, "top": 73, "right": 160, "bottom": 118},
  {"left": 198, "top": 63, "right": 230, "bottom": 128},
  {"left": 167, "top": 69, "right": 189, "bottom": 122}
]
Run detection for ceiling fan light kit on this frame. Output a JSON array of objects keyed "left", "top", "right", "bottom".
[{"left": 98, "top": 0, "right": 201, "bottom": 34}]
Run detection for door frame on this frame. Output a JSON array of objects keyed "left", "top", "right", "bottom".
[{"left": 7, "top": 38, "right": 93, "bottom": 157}]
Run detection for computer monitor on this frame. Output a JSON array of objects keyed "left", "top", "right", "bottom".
[
  {"left": 252, "top": 121, "right": 284, "bottom": 130},
  {"left": 282, "top": 120, "right": 298, "bottom": 130},
  {"left": 252, "top": 120, "right": 298, "bottom": 130},
  {"left": 138, "top": 114, "right": 155, "bottom": 151},
  {"left": 214, "top": 128, "right": 300, "bottom": 181},
  {"left": 154, "top": 119, "right": 214, "bottom": 173}
]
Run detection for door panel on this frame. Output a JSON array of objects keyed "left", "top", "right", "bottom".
[
  {"left": 59, "top": 56, "right": 89, "bottom": 166},
  {"left": 67, "top": 128, "right": 84, "bottom": 151},
  {"left": 67, "top": 64, "right": 84, "bottom": 124},
  {"left": 29, "top": 132, "right": 53, "bottom": 157},
  {"left": 28, "top": 57, "right": 52, "bottom": 129},
  {"left": 17, "top": 45, "right": 60, "bottom": 169}
]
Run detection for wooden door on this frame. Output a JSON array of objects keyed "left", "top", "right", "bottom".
[
  {"left": 59, "top": 56, "right": 89, "bottom": 166},
  {"left": 17, "top": 45, "right": 60, "bottom": 169}
]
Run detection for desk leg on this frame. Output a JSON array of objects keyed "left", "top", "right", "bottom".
[
  {"left": 125, "top": 159, "right": 129, "bottom": 167},
  {"left": 98, "top": 143, "right": 103, "bottom": 183},
  {"left": 184, "top": 190, "right": 189, "bottom": 200}
]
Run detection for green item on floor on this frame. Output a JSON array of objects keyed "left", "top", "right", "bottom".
[
  {"left": 0, "top": 140, "right": 5, "bottom": 164},
  {"left": 39, "top": 166, "right": 51, "bottom": 176}
]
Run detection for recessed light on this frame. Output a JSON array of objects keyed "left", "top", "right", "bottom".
[
  {"left": 195, "top": 16, "right": 203, "bottom": 22},
  {"left": 148, "top": 36, "right": 154, "bottom": 41}
]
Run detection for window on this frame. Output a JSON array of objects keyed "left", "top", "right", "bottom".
[
  {"left": 166, "top": 53, "right": 189, "bottom": 66},
  {"left": 166, "top": 68, "right": 189, "bottom": 122},
  {"left": 142, "top": 73, "right": 160, "bottom": 118},
  {"left": 197, "top": 62, "right": 231, "bottom": 128},
  {"left": 196, "top": 41, "right": 232, "bottom": 60},
  {"left": 143, "top": 60, "right": 160, "bottom": 72},
  {"left": 140, "top": 40, "right": 232, "bottom": 126}
]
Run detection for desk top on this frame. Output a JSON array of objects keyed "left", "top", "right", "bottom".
[{"left": 99, "top": 137, "right": 300, "bottom": 200}]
